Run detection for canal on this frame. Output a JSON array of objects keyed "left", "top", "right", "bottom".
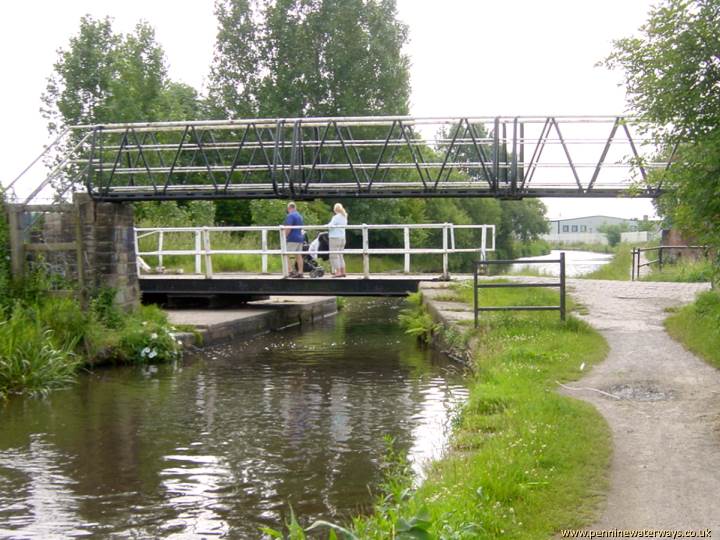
[
  {"left": 0, "top": 298, "right": 467, "bottom": 539},
  {"left": 511, "top": 249, "right": 613, "bottom": 277}
]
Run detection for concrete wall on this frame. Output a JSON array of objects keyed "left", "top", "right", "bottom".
[{"left": 621, "top": 231, "right": 660, "bottom": 243}]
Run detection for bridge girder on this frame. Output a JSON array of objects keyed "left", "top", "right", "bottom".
[{"left": 9, "top": 115, "right": 670, "bottom": 203}]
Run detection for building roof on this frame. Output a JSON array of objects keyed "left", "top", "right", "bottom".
[{"left": 548, "top": 215, "right": 639, "bottom": 222}]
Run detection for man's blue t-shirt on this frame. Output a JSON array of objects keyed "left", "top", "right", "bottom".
[{"left": 284, "top": 211, "right": 304, "bottom": 243}]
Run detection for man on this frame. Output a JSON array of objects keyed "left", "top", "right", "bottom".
[{"left": 283, "top": 202, "right": 304, "bottom": 278}]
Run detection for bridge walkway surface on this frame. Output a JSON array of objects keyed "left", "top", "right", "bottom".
[
  {"left": 557, "top": 279, "right": 720, "bottom": 533},
  {"left": 139, "top": 272, "right": 472, "bottom": 298}
]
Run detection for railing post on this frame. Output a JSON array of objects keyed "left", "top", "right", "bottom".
[
  {"left": 403, "top": 226, "right": 410, "bottom": 274},
  {"left": 658, "top": 246, "right": 663, "bottom": 271},
  {"left": 442, "top": 223, "right": 449, "bottom": 279},
  {"left": 158, "top": 230, "right": 164, "bottom": 269},
  {"left": 280, "top": 228, "right": 288, "bottom": 277},
  {"left": 261, "top": 229, "right": 269, "bottom": 274},
  {"left": 134, "top": 228, "right": 141, "bottom": 277},
  {"left": 473, "top": 261, "right": 479, "bottom": 328},
  {"left": 559, "top": 251, "right": 566, "bottom": 321},
  {"left": 203, "top": 227, "right": 213, "bottom": 278},
  {"left": 195, "top": 230, "right": 202, "bottom": 274},
  {"left": 631, "top": 248, "right": 637, "bottom": 281},
  {"left": 362, "top": 224, "right": 370, "bottom": 278}
]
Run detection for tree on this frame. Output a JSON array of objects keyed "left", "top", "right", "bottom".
[
  {"left": 604, "top": 0, "right": 720, "bottom": 262},
  {"left": 42, "top": 16, "right": 171, "bottom": 131},
  {"left": 599, "top": 223, "right": 630, "bottom": 247},
  {"left": 208, "top": 0, "right": 410, "bottom": 118}
]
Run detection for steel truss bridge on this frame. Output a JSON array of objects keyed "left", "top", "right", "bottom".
[{"left": 7, "top": 115, "right": 670, "bottom": 203}]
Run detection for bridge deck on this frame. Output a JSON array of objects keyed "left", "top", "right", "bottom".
[{"left": 139, "top": 272, "right": 463, "bottom": 297}]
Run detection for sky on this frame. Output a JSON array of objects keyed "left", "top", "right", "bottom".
[{"left": 0, "top": 0, "right": 658, "bottom": 220}]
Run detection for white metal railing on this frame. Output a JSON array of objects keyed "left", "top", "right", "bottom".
[{"left": 134, "top": 223, "right": 495, "bottom": 279}]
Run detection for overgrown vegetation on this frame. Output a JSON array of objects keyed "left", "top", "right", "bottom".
[
  {"left": 579, "top": 244, "right": 632, "bottom": 280},
  {"left": 0, "top": 194, "right": 181, "bottom": 399},
  {"left": 665, "top": 290, "right": 720, "bottom": 370},
  {"left": 398, "top": 292, "right": 439, "bottom": 343},
  {"left": 0, "top": 284, "right": 182, "bottom": 399},
  {"left": 642, "top": 258, "right": 714, "bottom": 283},
  {"left": 0, "top": 193, "right": 11, "bottom": 309}
]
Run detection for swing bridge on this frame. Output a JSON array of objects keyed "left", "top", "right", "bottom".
[{"left": 2, "top": 114, "right": 670, "bottom": 300}]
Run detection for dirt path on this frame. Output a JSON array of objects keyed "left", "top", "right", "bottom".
[{"left": 565, "top": 279, "right": 720, "bottom": 533}]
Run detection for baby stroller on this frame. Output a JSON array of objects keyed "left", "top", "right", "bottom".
[{"left": 294, "top": 232, "right": 328, "bottom": 278}]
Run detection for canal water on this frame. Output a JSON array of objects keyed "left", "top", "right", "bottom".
[
  {"left": 511, "top": 249, "right": 613, "bottom": 277},
  {"left": 0, "top": 298, "right": 467, "bottom": 539}
]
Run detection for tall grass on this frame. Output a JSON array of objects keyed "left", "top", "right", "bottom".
[
  {"left": 642, "top": 258, "right": 714, "bottom": 283},
  {"left": 665, "top": 290, "right": 720, "bottom": 369},
  {"left": 0, "top": 290, "right": 182, "bottom": 398},
  {"left": 0, "top": 304, "right": 81, "bottom": 398},
  {"left": 579, "top": 243, "right": 632, "bottom": 280}
]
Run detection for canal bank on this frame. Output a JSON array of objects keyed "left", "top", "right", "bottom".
[
  {"left": 0, "top": 298, "right": 467, "bottom": 539},
  {"left": 166, "top": 295, "right": 338, "bottom": 346},
  {"left": 349, "top": 279, "right": 612, "bottom": 538}
]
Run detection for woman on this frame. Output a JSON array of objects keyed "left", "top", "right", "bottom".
[{"left": 327, "top": 203, "right": 347, "bottom": 277}]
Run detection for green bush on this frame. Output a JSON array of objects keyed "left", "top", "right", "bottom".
[
  {"left": 398, "top": 292, "right": 438, "bottom": 343},
  {"left": 0, "top": 285, "right": 183, "bottom": 396},
  {"left": 642, "top": 258, "right": 714, "bottom": 283},
  {"left": 0, "top": 198, "right": 11, "bottom": 311},
  {"left": 665, "top": 290, "right": 720, "bottom": 370},
  {"left": 0, "top": 303, "right": 81, "bottom": 398}
]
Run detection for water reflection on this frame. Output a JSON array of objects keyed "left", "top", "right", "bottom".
[
  {"left": 512, "top": 249, "right": 612, "bottom": 277},
  {"left": 0, "top": 298, "right": 467, "bottom": 538}
]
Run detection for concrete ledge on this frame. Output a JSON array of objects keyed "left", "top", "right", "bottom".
[
  {"left": 419, "top": 283, "right": 475, "bottom": 364},
  {"left": 167, "top": 296, "right": 338, "bottom": 346}
]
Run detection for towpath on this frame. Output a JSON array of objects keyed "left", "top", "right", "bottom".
[{"left": 565, "top": 279, "right": 720, "bottom": 534}]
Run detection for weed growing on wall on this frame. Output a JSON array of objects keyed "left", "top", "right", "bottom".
[{"left": 0, "top": 192, "right": 12, "bottom": 311}]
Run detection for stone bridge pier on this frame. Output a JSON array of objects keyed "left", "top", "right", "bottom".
[{"left": 5, "top": 193, "right": 139, "bottom": 310}]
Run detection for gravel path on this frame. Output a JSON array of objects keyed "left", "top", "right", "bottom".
[{"left": 564, "top": 279, "right": 720, "bottom": 533}]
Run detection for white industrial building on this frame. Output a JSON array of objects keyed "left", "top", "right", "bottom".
[{"left": 543, "top": 215, "right": 654, "bottom": 244}]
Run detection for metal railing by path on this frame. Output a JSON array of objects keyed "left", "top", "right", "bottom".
[
  {"left": 135, "top": 223, "right": 495, "bottom": 279},
  {"left": 472, "top": 253, "right": 566, "bottom": 327},
  {"left": 631, "top": 245, "right": 709, "bottom": 280},
  {"left": 4, "top": 115, "right": 673, "bottom": 201}
]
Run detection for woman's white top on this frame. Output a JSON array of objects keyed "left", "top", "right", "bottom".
[{"left": 328, "top": 213, "right": 347, "bottom": 239}]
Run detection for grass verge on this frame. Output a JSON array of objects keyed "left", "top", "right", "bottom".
[
  {"left": 579, "top": 243, "right": 632, "bottom": 280},
  {"left": 664, "top": 290, "right": 720, "bottom": 369},
  {"left": 641, "top": 259, "right": 714, "bottom": 283},
  {"left": 300, "top": 283, "right": 609, "bottom": 539}
]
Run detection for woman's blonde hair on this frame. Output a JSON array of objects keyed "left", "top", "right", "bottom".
[{"left": 333, "top": 203, "right": 347, "bottom": 217}]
